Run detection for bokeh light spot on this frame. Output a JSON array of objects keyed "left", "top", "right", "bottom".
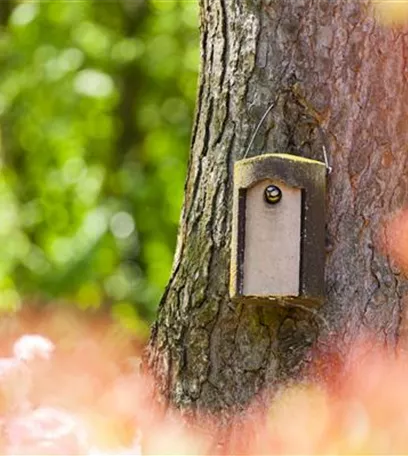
[
  {"left": 74, "top": 70, "right": 114, "bottom": 99},
  {"left": 10, "top": 3, "right": 38, "bottom": 27},
  {"left": 110, "top": 212, "right": 135, "bottom": 240}
]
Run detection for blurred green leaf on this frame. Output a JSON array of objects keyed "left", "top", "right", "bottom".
[{"left": 0, "top": 0, "right": 199, "bottom": 329}]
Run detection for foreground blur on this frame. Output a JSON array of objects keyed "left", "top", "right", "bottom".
[{"left": 1, "top": 308, "right": 408, "bottom": 455}]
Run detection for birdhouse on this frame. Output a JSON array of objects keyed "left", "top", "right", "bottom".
[{"left": 230, "top": 153, "right": 326, "bottom": 306}]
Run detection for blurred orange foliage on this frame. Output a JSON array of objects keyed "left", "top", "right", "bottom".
[
  {"left": 2, "top": 308, "right": 408, "bottom": 454},
  {"left": 372, "top": 0, "right": 408, "bottom": 26},
  {"left": 384, "top": 209, "right": 408, "bottom": 275}
]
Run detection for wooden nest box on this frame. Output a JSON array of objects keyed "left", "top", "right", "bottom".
[{"left": 230, "top": 153, "right": 326, "bottom": 306}]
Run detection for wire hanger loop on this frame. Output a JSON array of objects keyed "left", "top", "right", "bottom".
[{"left": 243, "top": 96, "right": 332, "bottom": 175}]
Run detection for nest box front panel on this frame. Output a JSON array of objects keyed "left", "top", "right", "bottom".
[
  {"left": 243, "top": 179, "right": 301, "bottom": 297},
  {"left": 230, "top": 153, "right": 326, "bottom": 306}
]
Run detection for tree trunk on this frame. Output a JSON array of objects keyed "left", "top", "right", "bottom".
[{"left": 146, "top": 0, "right": 408, "bottom": 415}]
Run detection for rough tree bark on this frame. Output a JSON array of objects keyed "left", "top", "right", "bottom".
[{"left": 146, "top": 0, "right": 408, "bottom": 415}]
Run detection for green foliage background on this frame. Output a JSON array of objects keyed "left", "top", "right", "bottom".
[{"left": 0, "top": 0, "right": 199, "bottom": 335}]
